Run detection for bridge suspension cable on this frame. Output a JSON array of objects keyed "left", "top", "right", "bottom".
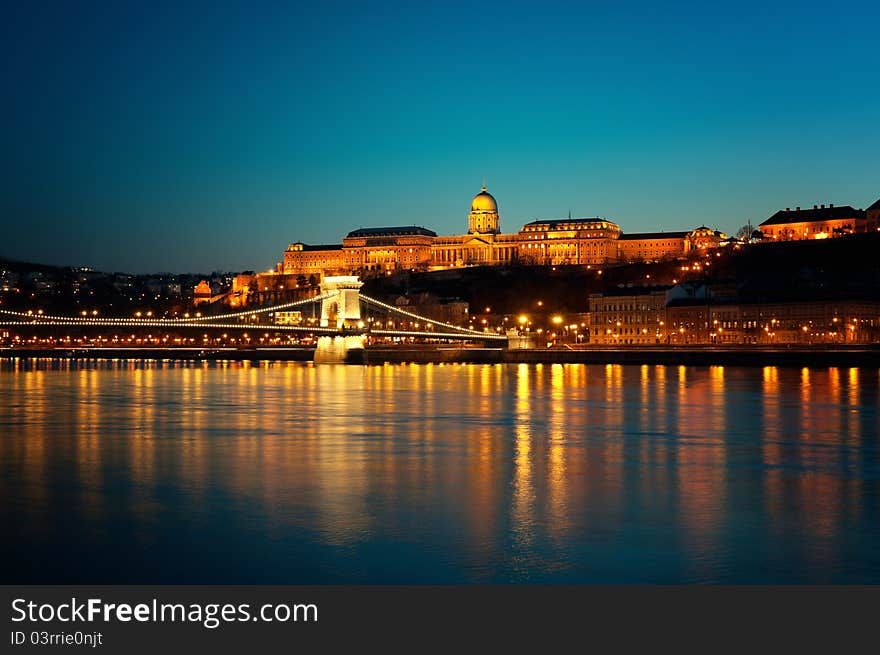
[
  {"left": 1, "top": 289, "right": 507, "bottom": 342},
  {"left": 171, "top": 292, "right": 334, "bottom": 322},
  {"left": 0, "top": 319, "right": 331, "bottom": 333},
  {"left": 360, "top": 295, "right": 492, "bottom": 337},
  {"left": 0, "top": 292, "right": 333, "bottom": 325},
  {"left": 0, "top": 318, "right": 504, "bottom": 341}
]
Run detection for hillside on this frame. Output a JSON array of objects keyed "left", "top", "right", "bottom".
[{"left": 362, "top": 232, "right": 880, "bottom": 314}]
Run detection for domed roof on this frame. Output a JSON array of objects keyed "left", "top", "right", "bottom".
[{"left": 471, "top": 185, "right": 498, "bottom": 212}]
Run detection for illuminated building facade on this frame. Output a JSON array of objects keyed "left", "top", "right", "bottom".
[
  {"left": 586, "top": 282, "right": 880, "bottom": 345},
  {"left": 666, "top": 298, "right": 880, "bottom": 344},
  {"left": 193, "top": 280, "right": 213, "bottom": 306},
  {"left": 588, "top": 288, "right": 669, "bottom": 344},
  {"left": 282, "top": 243, "right": 345, "bottom": 277},
  {"left": 276, "top": 185, "right": 726, "bottom": 280},
  {"left": 759, "top": 204, "right": 867, "bottom": 240},
  {"left": 868, "top": 198, "right": 880, "bottom": 232},
  {"left": 274, "top": 311, "right": 303, "bottom": 325}
]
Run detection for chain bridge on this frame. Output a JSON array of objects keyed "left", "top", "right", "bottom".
[{"left": 0, "top": 276, "right": 511, "bottom": 358}]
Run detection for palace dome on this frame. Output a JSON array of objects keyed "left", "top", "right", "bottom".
[{"left": 471, "top": 186, "right": 498, "bottom": 212}]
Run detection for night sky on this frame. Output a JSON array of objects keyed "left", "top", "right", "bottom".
[{"left": 3, "top": 0, "right": 879, "bottom": 274}]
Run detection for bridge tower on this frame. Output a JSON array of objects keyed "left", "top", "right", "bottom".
[{"left": 319, "top": 276, "right": 364, "bottom": 329}]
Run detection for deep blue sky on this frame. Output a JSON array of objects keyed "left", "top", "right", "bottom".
[{"left": 3, "top": 0, "right": 879, "bottom": 273}]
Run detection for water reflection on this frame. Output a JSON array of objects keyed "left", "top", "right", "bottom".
[
  {"left": 547, "top": 365, "right": 568, "bottom": 546},
  {"left": 512, "top": 364, "right": 534, "bottom": 562},
  {"left": 1, "top": 360, "right": 879, "bottom": 583}
]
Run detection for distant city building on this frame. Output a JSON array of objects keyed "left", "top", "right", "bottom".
[
  {"left": 759, "top": 204, "right": 867, "bottom": 240},
  {"left": 275, "top": 185, "right": 726, "bottom": 280},
  {"left": 0, "top": 270, "right": 20, "bottom": 293},
  {"left": 586, "top": 282, "right": 880, "bottom": 345},
  {"left": 274, "top": 311, "right": 303, "bottom": 325},
  {"left": 868, "top": 197, "right": 880, "bottom": 232},
  {"left": 588, "top": 287, "right": 670, "bottom": 344},
  {"left": 112, "top": 274, "right": 134, "bottom": 290},
  {"left": 665, "top": 286, "right": 880, "bottom": 344},
  {"left": 390, "top": 295, "right": 470, "bottom": 326},
  {"left": 193, "top": 280, "right": 213, "bottom": 305}
]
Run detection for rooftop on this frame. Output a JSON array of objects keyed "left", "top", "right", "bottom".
[
  {"left": 346, "top": 226, "right": 437, "bottom": 238},
  {"left": 289, "top": 243, "right": 342, "bottom": 251},
  {"left": 618, "top": 231, "right": 690, "bottom": 240},
  {"left": 590, "top": 285, "right": 673, "bottom": 297},
  {"left": 521, "top": 218, "right": 614, "bottom": 229}
]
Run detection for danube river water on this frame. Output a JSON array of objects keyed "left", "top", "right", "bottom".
[{"left": 1, "top": 359, "right": 879, "bottom": 583}]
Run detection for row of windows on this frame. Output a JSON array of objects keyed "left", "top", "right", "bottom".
[
  {"left": 620, "top": 241, "right": 680, "bottom": 248},
  {"left": 523, "top": 231, "right": 615, "bottom": 239},
  {"left": 593, "top": 303, "right": 663, "bottom": 312},
  {"left": 595, "top": 315, "right": 659, "bottom": 324},
  {"left": 592, "top": 328, "right": 657, "bottom": 338}
]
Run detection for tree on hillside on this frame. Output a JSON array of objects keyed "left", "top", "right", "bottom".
[{"left": 735, "top": 224, "right": 754, "bottom": 240}]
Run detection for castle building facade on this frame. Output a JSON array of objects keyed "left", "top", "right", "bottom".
[
  {"left": 758, "top": 204, "right": 868, "bottom": 240},
  {"left": 276, "top": 185, "right": 725, "bottom": 280}
]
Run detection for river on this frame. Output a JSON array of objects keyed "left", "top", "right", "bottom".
[{"left": 1, "top": 359, "right": 878, "bottom": 583}]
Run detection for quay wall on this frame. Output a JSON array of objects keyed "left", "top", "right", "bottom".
[{"left": 5, "top": 346, "right": 880, "bottom": 367}]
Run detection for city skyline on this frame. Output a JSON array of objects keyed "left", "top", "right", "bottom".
[
  {"left": 4, "top": 1, "right": 880, "bottom": 274},
  {"left": 6, "top": 1, "right": 880, "bottom": 637}
]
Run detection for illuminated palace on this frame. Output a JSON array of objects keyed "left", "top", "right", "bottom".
[
  {"left": 758, "top": 202, "right": 879, "bottom": 240},
  {"left": 275, "top": 186, "right": 726, "bottom": 279}
]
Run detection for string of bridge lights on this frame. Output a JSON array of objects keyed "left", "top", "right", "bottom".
[
  {"left": 172, "top": 292, "right": 337, "bottom": 322},
  {"left": 0, "top": 291, "right": 505, "bottom": 340},
  {"left": 0, "top": 293, "right": 486, "bottom": 335},
  {"left": 0, "top": 319, "right": 503, "bottom": 341},
  {"left": 0, "top": 319, "right": 327, "bottom": 332},
  {"left": 361, "top": 295, "right": 490, "bottom": 337},
  {"left": 0, "top": 292, "right": 335, "bottom": 324},
  {"left": 371, "top": 329, "right": 506, "bottom": 341}
]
